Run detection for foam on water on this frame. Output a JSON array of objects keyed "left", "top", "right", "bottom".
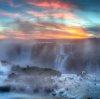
[
  {"left": 0, "top": 93, "right": 58, "bottom": 99},
  {"left": 0, "top": 61, "right": 12, "bottom": 85},
  {"left": 0, "top": 62, "right": 11, "bottom": 74},
  {"left": 0, "top": 61, "right": 100, "bottom": 99},
  {"left": 52, "top": 74, "right": 100, "bottom": 99}
]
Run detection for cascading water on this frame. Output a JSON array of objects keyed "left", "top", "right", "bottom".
[
  {"left": 55, "top": 43, "right": 68, "bottom": 73},
  {"left": 0, "top": 39, "right": 100, "bottom": 73},
  {"left": 0, "top": 39, "right": 100, "bottom": 99},
  {"left": 13, "top": 44, "right": 33, "bottom": 66}
]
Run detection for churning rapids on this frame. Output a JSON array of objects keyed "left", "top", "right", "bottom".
[
  {"left": 0, "top": 61, "right": 100, "bottom": 99},
  {"left": 0, "top": 38, "right": 100, "bottom": 99}
]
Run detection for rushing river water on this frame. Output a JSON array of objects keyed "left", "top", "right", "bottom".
[
  {"left": 0, "top": 93, "right": 59, "bottom": 99},
  {"left": 0, "top": 61, "right": 62, "bottom": 99},
  {"left": 0, "top": 61, "right": 100, "bottom": 99}
]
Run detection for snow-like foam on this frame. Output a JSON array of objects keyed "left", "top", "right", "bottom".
[
  {"left": 0, "top": 61, "right": 12, "bottom": 85},
  {"left": 52, "top": 74, "right": 100, "bottom": 99},
  {"left": 0, "top": 61, "right": 11, "bottom": 74},
  {"left": 0, "top": 61, "right": 100, "bottom": 99}
]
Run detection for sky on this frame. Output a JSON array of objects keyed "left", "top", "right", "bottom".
[{"left": 0, "top": 0, "right": 100, "bottom": 40}]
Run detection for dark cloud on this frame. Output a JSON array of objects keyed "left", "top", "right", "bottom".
[
  {"left": 12, "top": 19, "right": 58, "bottom": 34},
  {"left": 87, "top": 26, "right": 100, "bottom": 34},
  {"left": 63, "top": 0, "right": 100, "bottom": 12},
  {"left": 13, "top": 19, "right": 36, "bottom": 33}
]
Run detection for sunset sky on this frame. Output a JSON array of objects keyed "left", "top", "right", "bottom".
[{"left": 0, "top": 0, "right": 100, "bottom": 39}]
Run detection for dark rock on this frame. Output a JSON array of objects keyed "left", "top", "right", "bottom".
[
  {"left": 8, "top": 73, "right": 17, "bottom": 78},
  {"left": 59, "top": 91, "right": 64, "bottom": 95},
  {"left": 45, "top": 87, "right": 53, "bottom": 94},
  {"left": 87, "top": 97, "right": 92, "bottom": 99},
  {"left": 12, "top": 66, "right": 61, "bottom": 76},
  {"left": 0, "top": 85, "right": 11, "bottom": 92},
  {"left": 65, "top": 88, "right": 69, "bottom": 91},
  {"left": 52, "top": 93, "right": 56, "bottom": 96},
  {"left": 34, "top": 88, "right": 39, "bottom": 93}
]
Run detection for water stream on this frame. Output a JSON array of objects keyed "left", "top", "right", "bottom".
[{"left": 55, "top": 43, "right": 68, "bottom": 73}]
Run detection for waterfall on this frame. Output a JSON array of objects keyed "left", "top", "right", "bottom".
[
  {"left": 0, "top": 39, "right": 100, "bottom": 73},
  {"left": 55, "top": 43, "right": 68, "bottom": 73}
]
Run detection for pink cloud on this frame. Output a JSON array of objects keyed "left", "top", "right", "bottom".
[
  {"left": 51, "top": 12, "right": 79, "bottom": 20},
  {"left": 28, "top": 0, "right": 75, "bottom": 10},
  {"left": 27, "top": 11, "right": 47, "bottom": 18},
  {"left": 0, "top": 10, "right": 21, "bottom": 17},
  {"left": 27, "top": 10, "right": 80, "bottom": 21}
]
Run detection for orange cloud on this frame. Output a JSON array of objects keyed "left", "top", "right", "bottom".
[
  {"left": 61, "top": 26, "right": 90, "bottom": 37},
  {"left": 33, "top": 22, "right": 94, "bottom": 39},
  {"left": 15, "top": 33, "right": 90, "bottom": 40},
  {"left": 28, "top": 0, "right": 75, "bottom": 10},
  {"left": 6, "top": 26, "right": 92, "bottom": 40},
  {"left": 0, "top": 34, "right": 7, "bottom": 40},
  {"left": 41, "top": 24, "right": 93, "bottom": 39},
  {"left": 32, "top": 22, "right": 89, "bottom": 37},
  {"left": 1, "top": 20, "right": 93, "bottom": 40}
]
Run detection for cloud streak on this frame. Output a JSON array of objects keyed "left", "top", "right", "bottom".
[
  {"left": 8, "top": 0, "right": 23, "bottom": 8},
  {"left": 0, "top": 19, "right": 93, "bottom": 40},
  {"left": 26, "top": 10, "right": 80, "bottom": 21},
  {"left": 27, "top": 11, "right": 47, "bottom": 18},
  {"left": 0, "top": 10, "right": 21, "bottom": 18},
  {"left": 28, "top": 0, "right": 75, "bottom": 10}
]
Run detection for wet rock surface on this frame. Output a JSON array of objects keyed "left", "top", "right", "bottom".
[{"left": 0, "top": 85, "right": 11, "bottom": 92}]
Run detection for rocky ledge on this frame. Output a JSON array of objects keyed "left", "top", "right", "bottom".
[{"left": 0, "top": 61, "right": 61, "bottom": 94}]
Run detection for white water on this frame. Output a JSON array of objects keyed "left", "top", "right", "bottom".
[
  {"left": 0, "top": 61, "right": 56, "bottom": 99},
  {"left": 0, "top": 62, "right": 12, "bottom": 85},
  {"left": 0, "top": 61, "right": 100, "bottom": 99},
  {"left": 0, "top": 62, "right": 11, "bottom": 74},
  {"left": 55, "top": 44, "right": 68, "bottom": 73},
  {"left": 0, "top": 93, "right": 56, "bottom": 99},
  {"left": 52, "top": 74, "right": 100, "bottom": 99}
]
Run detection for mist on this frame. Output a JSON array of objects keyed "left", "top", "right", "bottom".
[{"left": 0, "top": 38, "right": 100, "bottom": 74}]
